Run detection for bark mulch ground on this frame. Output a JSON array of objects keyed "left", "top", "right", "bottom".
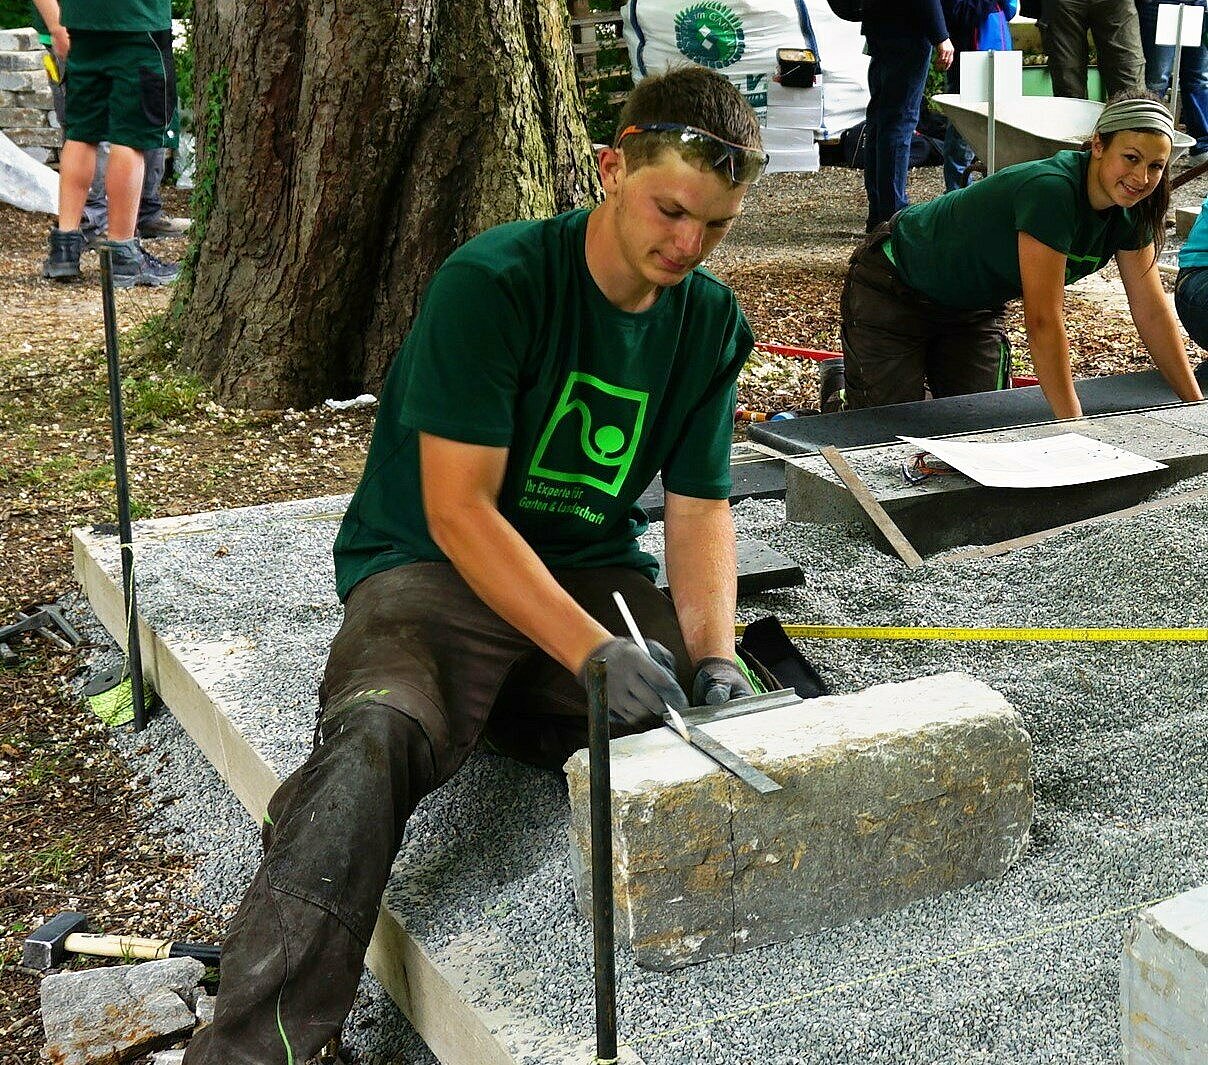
[{"left": 0, "top": 163, "right": 1184, "bottom": 1062}]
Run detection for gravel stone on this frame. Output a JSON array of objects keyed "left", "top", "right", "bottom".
[{"left": 71, "top": 469, "right": 1208, "bottom": 1064}]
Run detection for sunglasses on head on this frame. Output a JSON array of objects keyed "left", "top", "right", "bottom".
[{"left": 615, "top": 122, "right": 769, "bottom": 185}]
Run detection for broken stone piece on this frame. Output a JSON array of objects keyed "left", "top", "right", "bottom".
[
  {"left": 1121, "top": 885, "right": 1208, "bottom": 1063},
  {"left": 193, "top": 991, "right": 215, "bottom": 1028},
  {"left": 565, "top": 671, "right": 1034, "bottom": 970},
  {"left": 40, "top": 957, "right": 205, "bottom": 1065}
]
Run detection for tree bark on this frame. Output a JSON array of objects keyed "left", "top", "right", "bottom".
[{"left": 182, "top": 0, "right": 599, "bottom": 408}]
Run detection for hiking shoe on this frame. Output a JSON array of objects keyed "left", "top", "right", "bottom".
[
  {"left": 105, "top": 238, "right": 181, "bottom": 288},
  {"left": 138, "top": 213, "right": 191, "bottom": 239},
  {"left": 818, "top": 356, "right": 846, "bottom": 414},
  {"left": 42, "top": 227, "right": 84, "bottom": 280}
]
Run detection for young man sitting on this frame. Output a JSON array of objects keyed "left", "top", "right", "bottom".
[{"left": 184, "top": 64, "right": 767, "bottom": 1064}]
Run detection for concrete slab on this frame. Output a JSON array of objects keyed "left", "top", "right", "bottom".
[
  {"left": 564, "top": 673, "right": 1032, "bottom": 971},
  {"left": 751, "top": 364, "right": 1208, "bottom": 457},
  {"left": 1121, "top": 885, "right": 1208, "bottom": 1064},
  {"left": 784, "top": 407, "right": 1208, "bottom": 556},
  {"left": 652, "top": 538, "right": 804, "bottom": 595},
  {"left": 637, "top": 442, "right": 785, "bottom": 518}
]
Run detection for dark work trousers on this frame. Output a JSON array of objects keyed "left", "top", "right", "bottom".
[
  {"left": 839, "top": 223, "right": 1010, "bottom": 408},
  {"left": 1041, "top": 0, "right": 1145, "bottom": 100},
  {"left": 183, "top": 562, "right": 690, "bottom": 1065},
  {"left": 863, "top": 31, "right": 933, "bottom": 230}
]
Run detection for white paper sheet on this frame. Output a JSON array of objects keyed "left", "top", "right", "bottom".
[{"left": 898, "top": 433, "right": 1168, "bottom": 489}]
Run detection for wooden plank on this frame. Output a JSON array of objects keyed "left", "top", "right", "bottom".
[
  {"left": 932, "top": 486, "right": 1208, "bottom": 564},
  {"left": 819, "top": 446, "right": 924, "bottom": 569}
]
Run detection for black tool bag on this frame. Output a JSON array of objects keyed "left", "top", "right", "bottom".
[{"left": 738, "top": 616, "right": 828, "bottom": 699}]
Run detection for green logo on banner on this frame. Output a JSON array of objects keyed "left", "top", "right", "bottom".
[
  {"left": 675, "top": 2, "right": 746, "bottom": 69},
  {"left": 529, "top": 372, "right": 648, "bottom": 497}
]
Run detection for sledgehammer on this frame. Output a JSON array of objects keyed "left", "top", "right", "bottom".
[{"left": 22, "top": 911, "right": 220, "bottom": 971}]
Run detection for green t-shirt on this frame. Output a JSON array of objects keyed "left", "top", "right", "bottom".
[
  {"left": 333, "top": 208, "right": 754, "bottom": 601},
  {"left": 60, "top": 0, "right": 170, "bottom": 31},
  {"left": 890, "top": 150, "right": 1149, "bottom": 310}
]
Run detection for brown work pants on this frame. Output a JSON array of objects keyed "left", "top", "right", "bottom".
[
  {"left": 839, "top": 223, "right": 1010, "bottom": 409},
  {"left": 183, "top": 562, "right": 688, "bottom": 1065}
]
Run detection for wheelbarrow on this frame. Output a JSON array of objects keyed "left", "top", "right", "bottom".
[{"left": 932, "top": 93, "right": 1194, "bottom": 169}]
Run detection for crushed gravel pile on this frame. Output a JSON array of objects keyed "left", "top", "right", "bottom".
[{"left": 74, "top": 469, "right": 1208, "bottom": 1064}]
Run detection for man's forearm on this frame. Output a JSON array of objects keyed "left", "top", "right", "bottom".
[
  {"left": 663, "top": 494, "right": 737, "bottom": 663},
  {"left": 427, "top": 501, "right": 610, "bottom": 675}
]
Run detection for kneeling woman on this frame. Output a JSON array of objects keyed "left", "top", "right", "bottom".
[{"left": 840, "top": 93, "right": 1204, "bottom": 418}]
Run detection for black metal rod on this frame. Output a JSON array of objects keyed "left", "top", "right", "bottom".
[
  {"left": 98, "top": 248, "right": 149, "bottom": 732},
  {"left": 586, "top": 658, "right": 618, "bottom": 1063}
]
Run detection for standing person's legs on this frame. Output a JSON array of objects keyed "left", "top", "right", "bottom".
[
  {"left": 1136, "top": 0, "right": 1173, "bottom": 92},
  {"left": 1091, "top": 0, "right": 1147, "bottom": 96},
  {"left": 57, "top": 141, "right": 101, "bottom": 231},
  {"left": 104, "top": 146, "right": 145, "bottom": 240},
  {"left": 139, "top": 149, "right": 165, "bottom": 225},
  {"left": 184, "top": 563, "right": 543, "bottom": 1065},
  {"left": 1045, "top": 0, "right": 1093, "bottom": 98},
  {"left": 840, "top": 231, "right": 935, "bottom": 408},
  {"left": 863, "top": 34, "right": 932, "bottom": 230},
  {"left": 863, "top": 39, "right": 887, "bottom": 232},
  {"left": 1176, "top": 28, "right": 1208, "bottom": 151}
]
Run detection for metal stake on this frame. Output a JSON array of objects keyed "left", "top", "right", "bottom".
[
  {"left": 98, "top": 247, "right": 149, "bottom": 732},
  {"left": 986, "top": 49, "right": 997, "bottom": 176},
  {"left": 586, "top": 658, "right": 618, "bottom": 1064}
]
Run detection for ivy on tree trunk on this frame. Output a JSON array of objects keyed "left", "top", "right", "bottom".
[{"left": 179, "top": 0, "right": 600, "bottom": 408}]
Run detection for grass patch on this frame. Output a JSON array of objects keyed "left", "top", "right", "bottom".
[{"left": 122, "top": 371, "right": 205, "bottom": 430}]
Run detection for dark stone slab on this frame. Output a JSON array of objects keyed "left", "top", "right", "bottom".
[
  {"left": 638, "top": 444, "right": 786, "bottom": 520},
  {"left": 652, "top": 539, "right": 804, "bottom": 596},
  {"left": 751, "top": 363, "right": 1208, "bottom": 457},
  {"left": 785, "top": 408, "right": 1208, "bottom": 556}
]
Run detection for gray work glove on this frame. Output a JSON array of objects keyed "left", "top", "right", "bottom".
[
  {"left": 578, "top": 637, "right": 688, "bottom": 729},
  {"left": 692, "top": 657, "right": 755, "bottom": 706}
]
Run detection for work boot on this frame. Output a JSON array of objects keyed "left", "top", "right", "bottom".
[
  {"left": 818, "top": 356, "right": 845, "bottom": 414},
  {"left": 138, "top": 213, "right": 191, "bottom": 239},
  {"left": 42, "top": 227, "right": 84, "bottom": 280},
  {"left": 104, "top": 238, "right": 181, "bottom": 288}
]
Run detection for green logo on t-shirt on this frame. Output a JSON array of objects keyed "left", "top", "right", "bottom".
[
  {"left": 528, "top": 372, "right": 648, "bottom": 497},
  {"left": 674, "top": 2, "right": 746, "bottom": 69}
]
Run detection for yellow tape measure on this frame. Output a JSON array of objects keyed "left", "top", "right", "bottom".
[{"left": 736, "top": 623, "right": 1208, "bottom": 642}]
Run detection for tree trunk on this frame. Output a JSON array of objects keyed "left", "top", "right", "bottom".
[{"left": 181, "top": 0, "right": 599, "bottom": 408}]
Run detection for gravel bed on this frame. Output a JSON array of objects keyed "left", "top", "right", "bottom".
[{"left": 72, "top": 465, "right": 1208, "bottom": 1064}]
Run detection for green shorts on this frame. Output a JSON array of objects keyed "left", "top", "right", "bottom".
[{"left": 63, "top": 30, "right": 177, "bottom": 150}]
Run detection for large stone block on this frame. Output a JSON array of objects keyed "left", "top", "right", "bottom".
[
  {"left": 0, "top": 29, "right": 41, "bottom": 51},
  {"left": 565, "top": 672, "right": 1033, "bottom": 970},
  {"left": 0, "top": 51, "right": 43, "bottom": 71},
  {"left": 5, "top": 125, "right": 60, "bottom": 148},
  {"left": 40, "top": 957, "right": 204, "bottom": 1065},
  {"left": 0, "top": 106, "right": 50, "bottom": 127},
  {"left": 0, "top": 69, "right": 41, "bottom": 91},
  {"left": 1121, "top": 885, "right": 1208, "bottom": 1064}
]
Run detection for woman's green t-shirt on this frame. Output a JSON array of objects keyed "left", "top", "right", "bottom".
[
  {"left": 333, "top": 209, "right": 754, "bottom": 601},
  {"left": 890, "top": 150, "right": 1149, "bottom": 310}
]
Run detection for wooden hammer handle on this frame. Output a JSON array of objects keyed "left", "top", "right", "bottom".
[{"left": 64, "top": 933, "right": 175, "bottom": 960}]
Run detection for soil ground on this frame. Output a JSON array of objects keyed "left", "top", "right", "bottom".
[{"left": 1, "top": 160, "right": 1205, "bottom": 1062}]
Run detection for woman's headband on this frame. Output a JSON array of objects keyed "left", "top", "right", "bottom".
[{"left": 1093, "top": 98, "right": 1175, "bottom": 140}]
